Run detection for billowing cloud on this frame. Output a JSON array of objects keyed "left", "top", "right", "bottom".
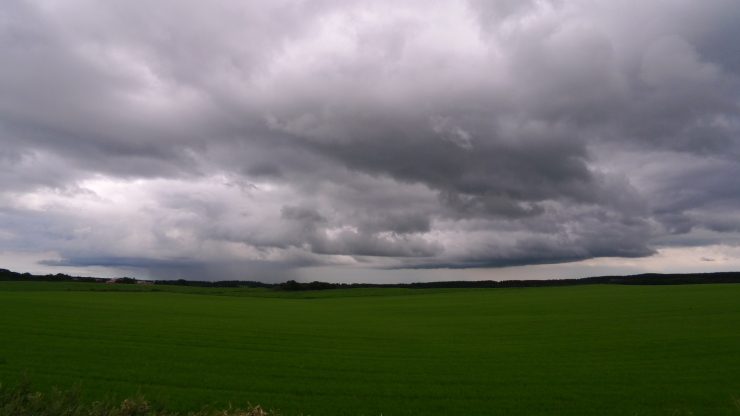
[{"left": 1, "top": 0, "right": 739, "bottom": 281}]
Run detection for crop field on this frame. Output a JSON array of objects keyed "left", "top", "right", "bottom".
[{"left": 0, "top": 282, "right": 739, "bottom": 415}]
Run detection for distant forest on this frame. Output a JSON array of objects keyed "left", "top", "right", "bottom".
[{"left": 2, "top": 267, "right": 740, "bottom": 291}]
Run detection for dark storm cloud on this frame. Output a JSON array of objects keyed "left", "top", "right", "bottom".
[
  {"left": 309, "top": 124, "right": 599, "bottom": 217},
  {"left": 1, "top": 0, "right": 740, "bottom": 279}
]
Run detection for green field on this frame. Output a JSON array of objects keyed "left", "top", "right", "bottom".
[{"left": 1, "top": 282, "right": 739, "bottom": 415}]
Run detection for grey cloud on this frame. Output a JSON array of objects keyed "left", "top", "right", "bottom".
[
  {"left": 310, "top": 232, "right": 443, "bottom": 258},
  {"left": 689, "top": 1, "right": 740, "bottom": 74},
  {"left": 428, "top": 201, "right": 656, "bottom": 269},
  {"left": 244, "top": 163, "right": 283, "bottom": 179},
  {"left": 1, "top": 0, "right": 740, "bottom": 279},
  {"left": 281, "top": 206, "right": 326, "bottom": 224},
  {"left": 701, "top": 214, "right": 740, "bottom": 234},
  {"left": 639, "top": 156, "right": 740, "bottom": 237},
  {"left": 277, "top": 205, "right": 441, "bottom": 257},
  {"left": 356, "top": 211, "right": 432, "bottom": 235}
]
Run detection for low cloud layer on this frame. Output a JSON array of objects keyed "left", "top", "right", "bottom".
[{"left": 1, "top": 0, "right": 739, "bottom": 281}]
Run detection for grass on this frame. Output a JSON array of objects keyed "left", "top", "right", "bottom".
[
  {"left": 0, "top": 282, "right": 739, "bottom": 415},
  {"left": 0, "top": 374, "right": 274, "bottom": 416}
]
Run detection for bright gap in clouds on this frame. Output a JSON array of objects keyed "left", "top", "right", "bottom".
[{"left": 1, "top": 0, "right": 740, "bottom": 282}]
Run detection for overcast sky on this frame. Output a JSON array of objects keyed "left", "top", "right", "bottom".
[{"left": 1, "top": 0, "right": 740, "bottom": 282}]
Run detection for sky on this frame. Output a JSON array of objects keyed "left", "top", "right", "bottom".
[{"left": 1, "top": 0, "right": 740, "bottom": 283}]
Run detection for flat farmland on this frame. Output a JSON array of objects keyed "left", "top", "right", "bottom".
[{"left": 0, "top": 282, "right": 739, "bottom": 415}]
